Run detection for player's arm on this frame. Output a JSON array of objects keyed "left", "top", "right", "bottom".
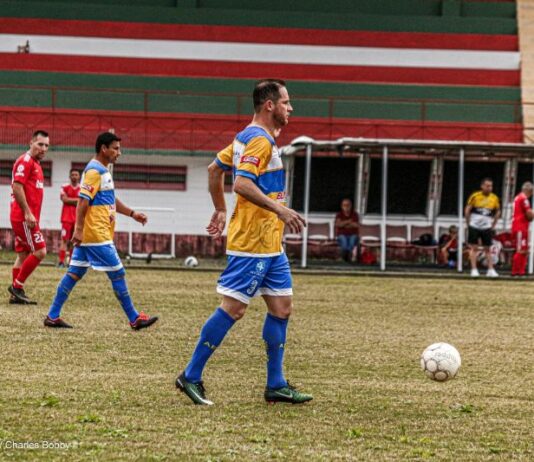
[
  {"left": 206, "top": 144, "right": 233, "bottom": 238},
  {"left": 464, "top": 193, "right": 475, "bottom": 225},
  {"left": 60, "top": 190, "right": 79, "bottom": 206},
  {"left": 206, "top": 160, "right": 227, "bottom": 238},
  {"left": 235, "top": 136, "right": 305, "bottom": 233},
  {"left": 464, "top": 204, "right": 472, "bottom": 226},
  {"left": 116, "top": 198, "right": 147, "bottom": 225},
  {"left": 234, "top": 176, "right": 305, "bottom": 234},
  {"left": 347, "top": 215, "right": 359, "bottom": 229},
  {"left": 72, "top": 198, "right": 89, "bottom": 246},
  {"left": 12, "top": 182, "right": 37, "bottom": 228}
]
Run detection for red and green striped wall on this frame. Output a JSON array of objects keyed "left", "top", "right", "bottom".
[{"left": 0, "top": 0, "right": 523, "bottom": 150}]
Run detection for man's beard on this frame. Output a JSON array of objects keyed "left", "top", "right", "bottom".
[{"left": 273, "top": 111, "right": 288, "bottom": 127}]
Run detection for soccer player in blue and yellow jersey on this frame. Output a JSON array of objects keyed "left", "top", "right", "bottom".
[
  {"left": 44, "top": 132, "right": 158, "bottom": 330},
  {"left": 176, "top": 80, "right": 312, "bottom": 405}
]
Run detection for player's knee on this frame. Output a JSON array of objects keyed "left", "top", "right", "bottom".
[
  {"left": 221, "top": 303, "right": 247, "bottom": 321},
  {"left": 67, "top": 272, "right": 81, "bottom": 281},
  {"left": 229, "top": 305, "right": 247, "bottom": 321},
  {"left": 278, "top": 301, "right": 293, "bottom": 319},
  {"left": 34, "top": 248, "right": 47, "bottom": 260},
  {"left": 270, "top": 299, "right": 293, "bottom": 319},
  {"left": 221, "top": 296, "right": 247, "bottom": 320},
  {"left": 106, "top": 268, "right": 126, "bottom": 282}
]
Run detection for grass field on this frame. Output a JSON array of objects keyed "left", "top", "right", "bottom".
[{"left": 1, "top": 265, "right": 533, "bottom": 461}]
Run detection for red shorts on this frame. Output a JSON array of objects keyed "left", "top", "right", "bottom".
[
  {"left": 11, "top": 221, "right": 46, "bottom": 253},
  {"left": 513, "top": 229, "right": 529, "bottom": 252},
  {"left": 61, "top": 222, "right": 75, "bottom": 242}
]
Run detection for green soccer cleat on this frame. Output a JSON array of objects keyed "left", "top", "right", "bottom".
[
  {"left": 264, "top": 383, "right": 313, "bottom": 405},
  {"left": 175, "top": 372, "right": 214, "bottom": 406}
]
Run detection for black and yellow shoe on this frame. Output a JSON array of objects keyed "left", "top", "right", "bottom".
[
  {"left": 264, "top": 383, "right": 313, "bottom": 405},
  {"left": 175, "top": 372, "right": 214, "bottom": 406}
]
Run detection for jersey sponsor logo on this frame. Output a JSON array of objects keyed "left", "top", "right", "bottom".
[
  {"left": 35, "top": 180, "right": 44, "bottom": 189},
  {"left": 240, "top": 155, "right": 260, "bottom": 166},
  {"left": 81, "top": 183, "right": 94, "bottom": 193},
  {"left": 15, "top": 164, "right": 25, "bottom": 177}
]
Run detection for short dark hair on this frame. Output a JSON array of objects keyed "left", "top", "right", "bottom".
[
  {"left": 481, "top": 177, "right": 493, "bottom": 185},
  {"left": 32, "top": 130, "right": 49, "bottom": 139},
  {"left": 253, "top": 79, "right": 286, "bottom": 112},
  {"left": 95, "top": 132, "right": 121, "bottom": 154},
  {"left": 70, "top": 168, "right": 80, "bottom": 175}
]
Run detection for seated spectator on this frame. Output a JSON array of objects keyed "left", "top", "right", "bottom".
[
  {"left": 335, "top": 198, "right": 359, "bottom": 262},
  {"left": 439, "top": 225, "right": 459, "bottom": 268}
]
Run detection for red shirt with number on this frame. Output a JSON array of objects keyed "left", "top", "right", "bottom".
[
  {"left": 10, "top": 152, "right": 44, "bottom": 222},
  {"left": 512, "top": 192, "right": 531, "bottom": 233},
  {"left": 60, "top": 183, "right": 80, "bottom": 223}
]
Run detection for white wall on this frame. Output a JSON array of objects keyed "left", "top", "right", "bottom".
[{"left": 0, "top": 150, "right": 233, "bottom": 235}]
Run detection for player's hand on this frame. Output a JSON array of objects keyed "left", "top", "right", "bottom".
[
  {"left": 277, "top": 207, "right": 306, "bottom": 234},
  {"left": 132, "top": 212, "right": 148, "bottom": 226},
  {"left": 24, "top": 211, "right": 37, "bottom": 229},
  {"left": 71, "top": 228, "right": 83, "bottom": 247},
  {"left": 206, "top": 210, "right": 226, "bottom": 238}
]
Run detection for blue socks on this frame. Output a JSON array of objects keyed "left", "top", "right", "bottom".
[
  {"left": 48, "top": 273, "right": 79, "bottom": 319},
  {"left": 185, "top": 307, "right": 235, "bottom": 383},
  {"left": 263, "top": 313, "right": 289, "bottom": 390},
  {"left": 110, "top": 276, "right": 139, "bottom": 323},
  {"left": 48, "top": 270, "right": 139, "bottom": 323}
]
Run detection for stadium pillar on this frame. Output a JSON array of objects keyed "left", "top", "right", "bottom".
[
  {"left": 301, "top": 143, "right": 312, "bottom": 268},
  {"left": 457, "top": 148, "right": 465, "bottom": 273},
  {"left": 380, "top": 145, "right": 388, "bottom": 271}
]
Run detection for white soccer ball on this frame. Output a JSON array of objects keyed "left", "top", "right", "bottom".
[
  {"left": 420, "top": 342, "right": 461, "bottom": 382},
  {"left": 184, "top": 256, "right": 199, "bottom": 268}
]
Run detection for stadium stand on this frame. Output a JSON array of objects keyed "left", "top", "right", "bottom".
[{"left": 0, "top": 0, "right": 522, "bottom": 153}]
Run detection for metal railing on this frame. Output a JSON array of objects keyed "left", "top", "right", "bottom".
[{"left": 0, "top": 84, "right": 523, "bottom": 151}]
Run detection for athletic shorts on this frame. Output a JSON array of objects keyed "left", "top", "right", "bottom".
[
  {"left": 61, "top": 222, "right": 75, "bottom": 242},
  {"left": 11, "top": 220, "right": 46, "bottom": 253},
  {"left": 217, "top": 253, "right": 293, "bottom": 304},
  {"left": 68, "top": 243, "right": 124, "bottom": 275},
  {"left": 468, "top": 226, "right": 493, "bottom": 247},
  {"left": 513, "top": 229, "right": 529, "bottom": 252}
]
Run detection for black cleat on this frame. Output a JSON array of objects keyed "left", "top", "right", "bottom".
[
  {"left": 175, "top": 372, "right": 214, "bottom": 405},
  {"left": 264, "top": 383, "right": 313, "bottom": 405},
  {"left": 44, "top": 316, "right": 73, "bottom": 328},
  {"left": 8, "top": 286, "right": 37, "bottom": 305},
  {"left": 130, "top": 311, "right": 158, "bottom": 330}
]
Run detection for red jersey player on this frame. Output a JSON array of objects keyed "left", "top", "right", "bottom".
[
  {"left": 511, "top": 181, "right": 534, "bottom": 276},
  {"left": 58, "top": 169, "right": 80, "bottom": 267},
  {"left": 8, "top": 130, "right": 49, "bottom": 304}
]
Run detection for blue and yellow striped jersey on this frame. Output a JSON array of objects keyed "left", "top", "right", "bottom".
[
  {"left": 215, "top": 125, "right": 286, "bottom": 257},
  {"left": 79, "top": 160, "right": 116, "bottom": 245}
]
